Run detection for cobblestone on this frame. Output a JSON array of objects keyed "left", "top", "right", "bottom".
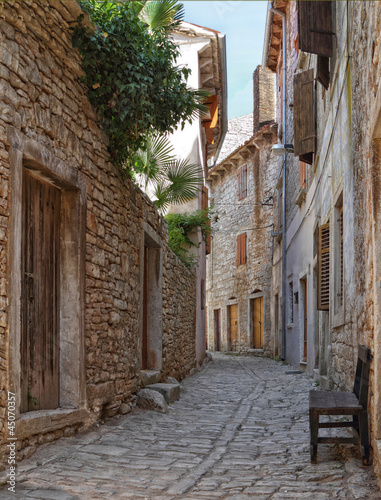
[{"left": 1, "top": 354, "right": 380, "bottom": 499}]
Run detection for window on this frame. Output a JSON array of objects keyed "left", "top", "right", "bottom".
[
  {"left": 333, "top": 198, "right": 343, "bottom": 316},
  {"left": 236, "top": 233, "right": 247, "bottom": 266},
  {"left": 237, "top": 164, "right": 247, "bottom": 200},
  {"left": 288, "top": 281, "right": 294, "bottom": 324},
  {"left": 300, "top": 161, "right": 307, "bottom": 190},
  {"left": 317, "top": 222, "right": 330, "bottom": 310}
]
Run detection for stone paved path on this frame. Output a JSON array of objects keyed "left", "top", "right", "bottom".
[{"left": 1, "top": 354, "right": 380, "bottom": 499}]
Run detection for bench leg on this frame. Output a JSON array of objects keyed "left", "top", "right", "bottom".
[
  {"left": 359, "top": 412, "right": 370, "bottom": 465},
  {"left": 310, "top": 409, "right": 319, "bottom": 464}
]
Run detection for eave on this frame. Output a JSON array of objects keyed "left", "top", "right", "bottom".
[
  {"left": 206, "top": 123, "right": 277, "bottom": 182},
  {"left": 262, "top": 0, "right": 287, "bottom": 73}
]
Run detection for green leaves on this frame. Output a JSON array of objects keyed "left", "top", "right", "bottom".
[
  {"left": 165, "top": 209, "right": 213, "bottom": 267},
  {"left": 131, "top": 134, "right": 202, "bottom": 212},
  {"left": 139, "top": 0, "right": 185, "bottom": 32},
  {"left": 71, "top": 0, "right": 207, "bottom": 168}
]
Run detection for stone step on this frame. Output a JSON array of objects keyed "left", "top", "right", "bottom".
[
  {"left": 145, "top": 383, "right": 180, "bottom": 404},
  {"left": 140, "top": 370, "right": 161, "bottom": 386}
]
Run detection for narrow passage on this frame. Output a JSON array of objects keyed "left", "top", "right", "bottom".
[{"left": 2, "top": 354, "right": 380, "bottom": 499}]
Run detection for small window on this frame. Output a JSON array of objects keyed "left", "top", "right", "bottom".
[
  {"left": 237, "top": 165, "right": 247, "bottom": 200},
  {"left": 318, "top": 222, "right": 330, "bottom": 310},
  {"left": 300, "top": 162, "right": 307, "bottom": 190},
  {"left": 236, "top": 233, "right": 247, "bottom": 266},
  {"left": 288, "top": 281, "right": 294, "bottom": 324}
]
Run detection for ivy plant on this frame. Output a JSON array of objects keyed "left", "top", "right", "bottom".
[
  {"left": 71, "top": 0, "right": 207, "bottom": 168},
  {"left": 165, "top": 209, "right": 213, "bottom": 267}
]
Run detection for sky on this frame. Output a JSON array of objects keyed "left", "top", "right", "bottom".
[{"left": 182, "top": 1, "right": 268, "bottom": 119}]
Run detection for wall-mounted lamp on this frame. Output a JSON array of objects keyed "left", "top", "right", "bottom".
[{"left": 272, "top": 144, "right": 294, "bottom": 156}]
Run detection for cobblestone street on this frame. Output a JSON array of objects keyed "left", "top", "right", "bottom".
[{"left": 2, "top": 354, "right": 380, "bottom": 500}]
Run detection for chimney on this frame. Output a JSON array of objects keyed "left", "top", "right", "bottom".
[{"left": 253, "top": 65, "right": 275, "bottom": 133}]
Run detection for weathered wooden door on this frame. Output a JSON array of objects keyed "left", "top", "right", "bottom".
[
  {"left": 214, "top": 309, "right": 221, "bottom": 351},
  {"left": 21, "top": 170, "right": 61, "bottom": 412},
  {"left": 253, "top": 297, "right": 264, "bottom": 349},
  {"left": 142, "top": 246, "right": 149, "bottom": 370},
  {"left": 228, "top": 304, "right": 239, "bottom": 351}
]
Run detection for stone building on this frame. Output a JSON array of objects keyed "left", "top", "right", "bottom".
[
  {"left": 206, "top": 68, "right": 277, "bottom": 354},
  {"left": 0, "top": 0, "right": 220, "bottom": 465},
  {"left": 262, "top": 0, "right": 381, "bottom": 483}
]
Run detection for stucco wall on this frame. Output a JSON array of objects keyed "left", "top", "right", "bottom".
[{"left": 0, "top": 0, "right": 197, "bottom": 466}]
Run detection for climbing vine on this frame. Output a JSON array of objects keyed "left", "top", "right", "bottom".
[
  {"left": 165, "top": 209, "right": 213, "bottom": 267},
  {"left": 71, "top": 0, "right": 207, "bottom": 168}
]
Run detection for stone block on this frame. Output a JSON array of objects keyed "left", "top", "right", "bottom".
[
  {"left": 137, "top": 389, "right": 168, "bottom": 413},
  {"left": 140, "top": 370, "right": 161, "bottom": 386},
  {"left": 145, "top": 383, "right": 180, "bottom": 404}
]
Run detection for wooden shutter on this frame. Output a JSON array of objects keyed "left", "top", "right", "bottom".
[
  {"left": 318, "top": 223, "right": 330, "bottom": 310},
  {"left": 236, "top": 234, "right": 241, "bottom": 266},
  {"left": 241, "top": 232, "right": 247, "bottom": 264},
  {"left": 237, "top": 169, "right": 242, "bottom": 200},
  {"left": 202, "top": 95, "right": 218, "bottom": 144},
  {"left": 317, "top": 55, "right": 330, "bottom": 89},
  {"left": 294, "top": 69, "right": 315, "bottom": 165},
  {"left": 298, "top": 1, "right": 333, "bottom": 57},
  {"left": 237, "top": 233, "right": 247, "bottom": 265},
  {"left": 241, "top": 165, "right": 247, "bottom": 198},
  {"left": 202, "top": 185, "right": 211, "bottom": 255}
]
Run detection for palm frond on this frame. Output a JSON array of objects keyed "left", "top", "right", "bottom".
[
  {"left": 139, "top": 0, "right": 185, "bottom": 32},
  {"left": 153, "top": 183, "right": 171, "bottom": 212},
  {"left": 132, "top": 134, "right": 175, "bottom": 186},
  {"left": 188, "top": 88, "right": 210, "bottom": 117},
  {"left": 163, "top": 159, "right": 203, "bottom": 205}
]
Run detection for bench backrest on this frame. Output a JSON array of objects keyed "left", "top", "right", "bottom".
[{"left": 353, "top": 344, "right": 371, "bottom": 409}]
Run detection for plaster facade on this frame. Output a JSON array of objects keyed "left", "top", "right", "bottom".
[{"left": 166, "top": 23, "right": 227, "bottom": 367}]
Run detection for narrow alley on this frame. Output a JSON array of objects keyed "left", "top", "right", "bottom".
[{"left": 2, "top": 354, "right": 379, "bottom": 500}]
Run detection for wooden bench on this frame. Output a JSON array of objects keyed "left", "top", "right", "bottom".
[{"left": 309, "top": 345, "right": 372, "bottom": 465}]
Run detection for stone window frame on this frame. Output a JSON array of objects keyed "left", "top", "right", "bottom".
[
  {"left": 298, "top": 272, "right": 309, "bottom": 365},
  {"left": 7, "top": 126, "right": 87, "bottom": 438},
  {"left": 332, "top": 191, "right": 345, "bottom": 328},
  {"left": 287, "top": 279, "right": 294, "bottom": 327}
]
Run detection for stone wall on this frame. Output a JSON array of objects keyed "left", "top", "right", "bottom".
[
  {"left": 350, "top": 0, "right": 381, "bottom": 485},
  {"left": 206, "top": 125, "right": 277, "bottom": 354},
  {"left": 0, "top": 0, "right": 197, "bottom": 466}
]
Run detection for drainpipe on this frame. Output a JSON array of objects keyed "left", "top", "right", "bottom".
[{"left": 268, "top": 3, "right": 287, "bottom": 361}]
